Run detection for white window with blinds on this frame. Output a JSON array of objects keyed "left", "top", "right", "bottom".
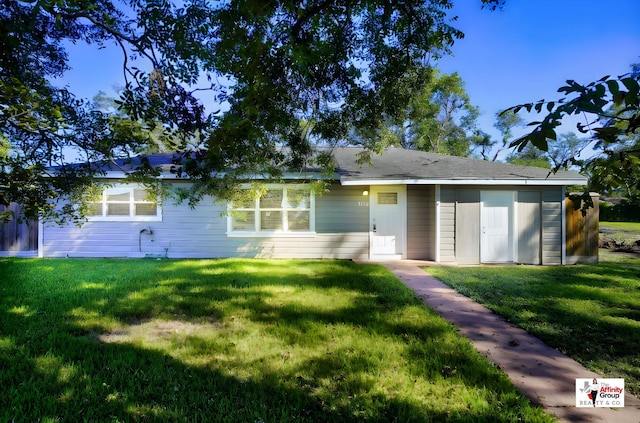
[
  {"left": 227, "top": 185, "right": 315, "bottom": 237},
  {"left": 86, "top": 185, "right": 162, "bottom": 221}
]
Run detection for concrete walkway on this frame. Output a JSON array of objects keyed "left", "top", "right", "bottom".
[{"left": 382, "top": 261, "right": 640, "bottom": 423}]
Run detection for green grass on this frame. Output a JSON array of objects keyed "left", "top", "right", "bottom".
[
  {"left": 0, "top": 258, "right": 554, "bottom": 422},
  {"left": 600, "top": 221, "right": 640, "bottom": 244},
  {"left": 427, "top": 256, "right": 640, "bottom": 397},
  {"left": 600, "top": 221, "right": 640, "bottom": 232}
]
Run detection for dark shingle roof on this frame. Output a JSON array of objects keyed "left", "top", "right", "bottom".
[
  {"left": 91, "top": 147, "right": 587, "bottom": 185},
  {"left": 332, "top": 147, "right": 586, "bottom": 185}
]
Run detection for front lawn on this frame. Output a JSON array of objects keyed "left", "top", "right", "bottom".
[
  {"left": 600, "top": 221, "right": 640, "bottom": 232},
  {"left": 0, "top": 258, "right": 554, "bottom": 422},
  {"left": 427, "top": 257, "right": 640, "bottom": 397}
]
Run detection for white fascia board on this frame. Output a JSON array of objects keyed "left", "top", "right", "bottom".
[
  {"left": 92, "top": 171, "right": 184, "bottom": 180},
  {"left": 92, "top": 171, "right": 331, "bottom": 181},
  {"left": 249, "top": 172, "right": 330, "bottom": 180},
  {"left": 340, "top": 178, "right": 588, "bottom": 186}
]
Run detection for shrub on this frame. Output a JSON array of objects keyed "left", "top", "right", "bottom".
[{"left": 600, "top": 197, "right": 640, "bottom": 222}]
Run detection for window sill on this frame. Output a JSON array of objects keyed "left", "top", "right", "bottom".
[
  {"left": 227, "top": 231, "right": 317, "bottom": 238},
  {"left": 86, "top": 216, "right": 162, "bottom": 222}
]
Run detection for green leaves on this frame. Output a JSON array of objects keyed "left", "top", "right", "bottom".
[
  {"left": 506, "top": 67, "right": 640, "bottom": 199},
  {"left": 2, "top": 0, "right": 508, "bottom": 221},
  {"left": 506, "top": 72, "right": 639, "bottom": 149},
  {"left": 373, "top": 70, "right": 480, "bottom": 157}
]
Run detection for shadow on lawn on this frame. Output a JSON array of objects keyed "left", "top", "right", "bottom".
[
  {"left": 1, "top": 258, "right": 548, "bottom": 422},
  {"left": 431, "top": 260, "right": 640, "bottom": 396},
  {"left": 2, "top": 335, "right": 514, "bottom": 422}
]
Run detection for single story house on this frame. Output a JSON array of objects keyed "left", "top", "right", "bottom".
[{"left": 36, "top": 147, "right": 590, "bottom": 264}]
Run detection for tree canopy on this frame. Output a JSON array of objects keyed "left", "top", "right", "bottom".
[
  {"left": 1, "top": 0, "right": 503, "bottom": 222},
  {"left": 506, "top": 65, "right": 640, "bottom": 202},
  {"left": 503, "top": 132, "right": 586, "bottom": 170},
  {"left": 368, "top": 70, "right": 479, "bottom": 156}
]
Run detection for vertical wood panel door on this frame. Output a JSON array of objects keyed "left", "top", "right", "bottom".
[
  {"left": 370, "top": 186, "right": 406, "bottom": 260},
  {"left": 481, "top": 191, "right": 513, "bottom": 263}
]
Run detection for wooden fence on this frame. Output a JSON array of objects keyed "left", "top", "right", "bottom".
[
  {"left": 0, "top": 203, "right": 38, "bottom": 257},
  {"left": 565, "top": 193, "right": 599, "bottom": 264}
]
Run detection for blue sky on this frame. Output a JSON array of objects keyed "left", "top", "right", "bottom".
[
  {"left": 436, "top": 0, "right": 640, "bottom": 157},
  {"left": 58, "top": 0, "right": 640, "bottom": 159}
]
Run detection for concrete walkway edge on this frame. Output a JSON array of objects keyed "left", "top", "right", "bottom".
[{"left": 382, "top": 261, "right": 640, "bottom": 423}]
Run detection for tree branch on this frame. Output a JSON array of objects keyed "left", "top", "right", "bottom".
[{"left": 290, "top": 0, "right": 336, "bottom": 42}]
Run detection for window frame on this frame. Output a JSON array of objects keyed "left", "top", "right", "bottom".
[
  {"left": 86, "top": 184, "right": 162, "bottom": 222},
  {"left": 227, "top": 184, "right": 316, "bottom": 238}
]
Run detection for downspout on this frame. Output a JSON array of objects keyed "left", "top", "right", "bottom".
[
  {"left": 561, "top": 186, "right": 566, "bottom": 265},
  {"left": 435, "top": 185, "right": 441, "bottom": 262},
  {"left": 38, "top": 219, "right": 44, "bottom": 258}
]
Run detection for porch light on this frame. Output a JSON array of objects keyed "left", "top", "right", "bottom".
[{"left": 362, "top": 190, "right": 369, "bottom": 196}]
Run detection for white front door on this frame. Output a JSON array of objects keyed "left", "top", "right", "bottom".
[
  {"left": 481, "top": 191, "right": 513, "bottom": 263},
  {"left": 370, "top": 185, "right": 406, "bottom": 260}
]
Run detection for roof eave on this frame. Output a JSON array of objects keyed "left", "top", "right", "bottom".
[
  {"left": 339, "top": 177, "right": 588, "bottom": 186},
  {"left": 90, "top": 171, "right": 333, "bottom": 181}
]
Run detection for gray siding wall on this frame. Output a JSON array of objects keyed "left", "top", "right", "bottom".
[
  {"left": 407, "top": 185, "right": 435, "bottom": 260},
  {"left": 438, "top": 185, "right": 564, "bottom": 265},
  {"left": 542, "top": 188, "right": 563, "bottom": 265},
  {"left": 515, "top": 187, "right": 562, "bottom": 265},
  {"left": 439, "top": 187, "right": 456, "bottom": 262},
  {"left": 42, "top": 183, "right": 369, "bottom": 259}
]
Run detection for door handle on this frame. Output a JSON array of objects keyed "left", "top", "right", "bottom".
[{"left": 373, "top": 219, "right": 377, "bottom": 233}]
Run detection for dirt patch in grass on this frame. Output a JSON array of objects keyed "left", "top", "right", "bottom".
[
  {"left": 599, "top": 223, "right": 640, "bottom": 257},
  {"left": 96, "top": 319, "right": 224, "bottom": 344}
]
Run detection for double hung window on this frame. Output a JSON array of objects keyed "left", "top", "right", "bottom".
[
  {"left": 86, "top": 185, "right": 162, "bottom": 221},
  {"left": 228, "top": 185, "right": 315, "bottom": 237}
]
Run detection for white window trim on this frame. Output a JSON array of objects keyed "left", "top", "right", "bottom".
[
  {"left": 227, "top": 184, "right": 316, "bottom": 238},
  {"left": 86, "top": 184, "right": 162, "bottom": 222}
]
